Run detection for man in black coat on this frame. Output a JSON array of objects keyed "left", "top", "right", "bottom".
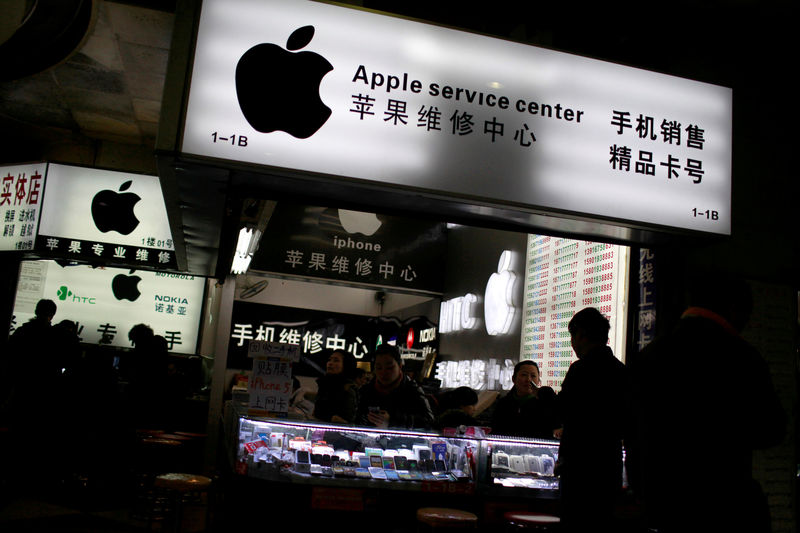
[
  {"left": 628, "top": 276, "right": 785, "bottom": 533},
  {"left": 557, "top": 307, "right": 630, "bottom": 533}
]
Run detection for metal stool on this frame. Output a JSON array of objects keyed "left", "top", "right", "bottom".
[
  {"left": 504, "top": 511, "right": 561, "bottom": 531},
  {"left": 147, "top": 473, "right": 213, "bottom": 532},
  {"left": 417, "top": 507, "right": 479, "bottom": 531}
]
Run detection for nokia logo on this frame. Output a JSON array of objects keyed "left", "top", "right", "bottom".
[{"left": 154, "top": 295, "right": 189, "bottom": 305}]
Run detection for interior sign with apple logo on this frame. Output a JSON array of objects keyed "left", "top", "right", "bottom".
[
  {"left": 439, "top": 250, "right": 518, "bottom": 337},
  {"left": 183, "top": 0, "right": 732, "bottom": 236},
  {"left": 34, "top": 164, "right": 177, "bottom": 270},
  {"left": 249, "top": 202, "right": 446, "bottom": 293}
]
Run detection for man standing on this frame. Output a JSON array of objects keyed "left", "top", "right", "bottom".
[
  {"left": 4, "top": 299, "right": 59, "bottom": 491},
  {"left": 557, "top": 307, "right": 629, "bottom": 532},
  {"left": 628, "top": 276, "right": 785, "bottom": 533}
]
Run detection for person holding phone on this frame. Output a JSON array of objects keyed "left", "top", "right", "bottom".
[
  {"left": 489, "top": 360, "right": 559, "bottom": 439},
  {"left": 356, "top": 344, "right": 434, "bottom": 429}
]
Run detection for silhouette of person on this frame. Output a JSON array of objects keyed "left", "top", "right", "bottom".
[
  {"left": 126, "top": 324, "right": 169, "bottom": 429},
  {"left": 557, "top": 307, "right": 630, "bottom": 533},
  {"left": 4, "top": 299, "right": 60, "bottom": 490},
  {"left": 51, "top": 319, "right": 82, "bottom": 379},
  {"left": 6, "top": 299, "right": 60, "bottom": 415},
  {"left": 627, "top": 275, "right": 786, "bottom": 533}
]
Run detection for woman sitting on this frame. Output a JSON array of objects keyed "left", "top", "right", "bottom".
[
  {"left": 356, "top": 344, "right": 434, "bottom": 429},
  {"left": 313, "top": 349, "right": 359, "bottom": 424}
]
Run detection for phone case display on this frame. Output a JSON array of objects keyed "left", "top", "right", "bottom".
[
  {"left": 482, "top": 435, "right": 560, "bottom": 491},
  {"left": 235, "top": 416, "right": 479, "bottom": 485}
]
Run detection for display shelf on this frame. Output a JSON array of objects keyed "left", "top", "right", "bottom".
[{"left": 228, "top": 404, "right": 562, "bottom": 499}]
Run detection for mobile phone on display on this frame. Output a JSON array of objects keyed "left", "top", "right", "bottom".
[
  {"left": 434, "top": 459, "right": 447, "bottom": 472},
  {"left": 382, "top": 457, "right": 396, "bottom": 469},
  {"left": 394, "top": 456, "right": 408, "bottom": 470},
  {"left": 408, "top": 460, "right": 419, "bottom": 471}
]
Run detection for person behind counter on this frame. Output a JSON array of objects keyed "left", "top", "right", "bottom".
[
  {"left": 313, "top": 349, "right": 359, "bottom": 424},
  {"left": 356, "top": 344, "right": 434, "bottom": 429},
  {"left": 489, "top": 360, "right": 558, "bottom": 439},
  {"left": 435, "top": 386, "right": 480, "bottom": 429}
]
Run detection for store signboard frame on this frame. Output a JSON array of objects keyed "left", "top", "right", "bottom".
[
  {"left": 181, "top": 0, "right": 733, "bottom": 236},
  {"left": 249, "top": 202, "right": 447, "bottom": 293},
  {"left": 11, "top": 260, "right": 206, "bottom": 354},
  {"left": 36, "top": 163, "right": 178, "bottom": 270},
  {"left": 0, "top": 162, "right": 46, "bottom": 252}
]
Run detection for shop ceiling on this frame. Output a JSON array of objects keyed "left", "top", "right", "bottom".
[{"left": 0, "top": 0, "right": 795, "bottom": 279}]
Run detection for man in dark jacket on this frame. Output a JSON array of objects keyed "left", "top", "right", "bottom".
[
  {"left": 628, "top": 276, "right": 785, "bottom": 533},
  {"left": 490, "top": 360, "right": 558, "bottom": 439},
  {"left": 557, "top": 307, "right": 630, "bottom": 533}
]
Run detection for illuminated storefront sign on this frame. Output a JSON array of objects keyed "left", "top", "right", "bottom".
[
  {"left": 183, "top": 0, "right": 732, "bottom": 234},
  {"left": 0, "top": 163, "right": 45, "bottom": 251},
  {"left": 35, "top": 164, "right": 177, "bottom": 269},
  {"left": 11, "top": 260, "right": 205, "bottom": 354}
]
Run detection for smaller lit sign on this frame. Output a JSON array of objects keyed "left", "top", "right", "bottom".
[
  {"left": 36, "top": 164, "right": 176, "bottom": 269},
  {"left": 0, "top": 163, "right": 45, "bottom": 252},
  {"left": 11, "top": 260, "right": 205, "bottom": 354}
]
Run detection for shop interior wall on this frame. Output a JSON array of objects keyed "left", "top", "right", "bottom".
[{"left": 437, "top": 224, "right": 528, "bottom": 367}]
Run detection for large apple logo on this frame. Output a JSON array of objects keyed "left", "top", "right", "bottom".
[
  {"left": 338, "top": 209, "right": 382, "bottom": 236},
  {"left": 91, "top": 180, "right": 141, "bottom": 235},
  {"left": 112, "top": 271, "right": 142, "bottom": 302},
  {"left": 484, "top": 250, "right": 517, "bottom": 336},
  {"left": 236, "top": 25, "right": 333, "bottom": 139}
]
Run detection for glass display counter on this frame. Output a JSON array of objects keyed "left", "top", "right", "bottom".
[
  {"left": 227, "top": 404, "right": 562, "bottom": 499},
  {"left": 233, "top": 415, "right": 479, "bottom": 488},
  {"left": 479, "top": 434, "right": 560, "bottom": 495}
]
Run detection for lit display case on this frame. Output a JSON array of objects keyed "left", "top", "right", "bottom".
[
  {"left": 227, "top": 405, "right": 562, "bottom": 500},
  {"left": 231, "top": 413, "right": 480, "bottom": 489},
  {"left": 479, "top": 435, "right": 560, "bottom": 497}
]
